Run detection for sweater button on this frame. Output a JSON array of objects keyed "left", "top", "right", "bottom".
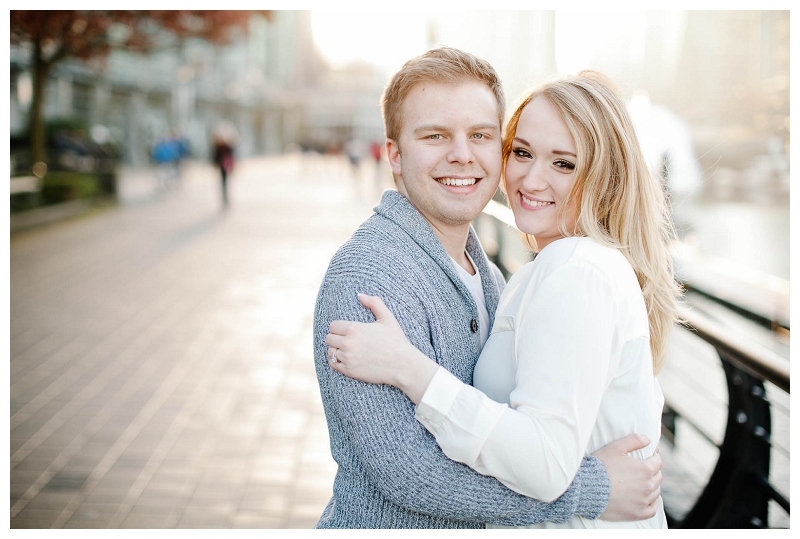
[{"left": 470, "top": 319, "right": 478, "bottom": 333}]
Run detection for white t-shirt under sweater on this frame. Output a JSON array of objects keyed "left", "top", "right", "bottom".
[
  {"left": 450, "top": 251, "right": 490, "bottom": 347},
  {"left": 417, "top": 236, "right": 667, "bottom": 529}
]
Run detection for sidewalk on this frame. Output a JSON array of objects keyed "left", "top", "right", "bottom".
[{"left": 10, "top": 154, "right": 387, "bottom": 528}]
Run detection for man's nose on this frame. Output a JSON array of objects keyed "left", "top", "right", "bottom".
[{"left": 447, "top": 135, "right": 475, "bottom": 164}]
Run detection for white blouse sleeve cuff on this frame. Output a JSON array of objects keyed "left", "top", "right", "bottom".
[
  {"left": 415, "top": 366, "right": 508, "bottom": 467},
  {"left": 414, "top": 366, "right": 462, "bottom": 433}
]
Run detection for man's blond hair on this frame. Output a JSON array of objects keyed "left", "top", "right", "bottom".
[{"left": 381, "top": 47, "right": 505, "bottom": 147}]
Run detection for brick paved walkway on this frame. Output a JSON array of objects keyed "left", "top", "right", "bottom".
[{"left": 10, "top": 155, "right": 386, "bottom": 528}]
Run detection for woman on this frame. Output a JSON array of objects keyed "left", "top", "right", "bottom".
[{"left": 325, "top": 71, "right": 681, "bottom": 528}]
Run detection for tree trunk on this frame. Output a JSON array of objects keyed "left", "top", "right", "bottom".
[{"left": 29, "top": 38, "right": 51, "bottom": 166}]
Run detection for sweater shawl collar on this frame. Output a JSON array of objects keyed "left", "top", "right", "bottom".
[{"left": 373, "top": 190, "right": 501, "bottom": 326}]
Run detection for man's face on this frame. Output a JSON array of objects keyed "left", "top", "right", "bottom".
[{"left": 386, "top": 81, "right": 502, "bottom": 233}]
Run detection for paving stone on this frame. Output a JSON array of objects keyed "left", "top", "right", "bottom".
[
  {"left": 11, "top": 518, "right": 56, "bottom": 529},
  {"left": 118, "top": 513, "right": 174, "bottom": 528}
]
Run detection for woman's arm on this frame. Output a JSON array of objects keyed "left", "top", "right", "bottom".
[
  {"left": 415, "top": 262, "right": 619, "bottom": 501},
  {"left": 327, "top": 271, "right": 661, "bottom": 519},
  {"left": 319, "top": 278, "right": 609, "bottom": 525},
  {"left": 327, "top": 264, "right": 618, "bottom": 502}
]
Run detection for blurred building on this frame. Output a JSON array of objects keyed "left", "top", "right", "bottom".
[
  {"left": 425, "top": 10, "right": 557, "bottom": 115},
  {"left": 660, "top": 11, "right": 790, "bottom": 201},
  {"left": 293, "top": 58, "right": 386, "bottom": 154},
  {"left": 10, "top": 10, "right": 788, "bottom": 200},
  {"left": 551, "top": 10, "right": 789, "bottom": 201},
  {"left": 9, "top": 11, "right": 387, "bottom": 167}
]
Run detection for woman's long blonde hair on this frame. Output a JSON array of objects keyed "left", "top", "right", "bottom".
[{"left": 502, "top": 71, "right": 682, "bottom": 374}]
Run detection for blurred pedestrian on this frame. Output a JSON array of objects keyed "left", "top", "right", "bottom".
[
  {"left": 370, "top": 140, "right": 384, "bottom": 197},
  {"left": 152, "top": 130, "right": 188, "bottom": 190},
  {"left": 212, "top": 123, "right": 237, "bottom": 207},
  {"left": 344, "top": 138, "right": 366, "bottom": 196}
]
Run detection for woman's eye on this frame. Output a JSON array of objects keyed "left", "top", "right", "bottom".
[
  {"left": 554, "top": 159, "right": 575, "bottom": 171},
  {"left": 513, "top": 148, "right": 532, "bottom": 159}
]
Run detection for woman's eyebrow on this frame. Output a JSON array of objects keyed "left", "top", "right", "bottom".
[
  {"left": 553, "top": 150, "right": 577, "bottom": 158},
  {"left": 513, "top": 137, "right": 577, "bottom": 158}
]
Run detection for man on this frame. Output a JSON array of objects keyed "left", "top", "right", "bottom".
[{"left": 312, "top": 47, "right": 661, "bottom": 529}]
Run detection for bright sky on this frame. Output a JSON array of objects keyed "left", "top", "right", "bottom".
[
  {"left": 310, "top": 10, "right": 432, "bottom": 73},
  {"left": 309, "top": 10, "right": 668, "bottom": 76},
  {"left": 309, "top": 9, "right": 693, "bottom": 114}
]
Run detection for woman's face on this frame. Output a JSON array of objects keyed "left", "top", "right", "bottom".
[{"left": 504, "top": 95, "right": 578, "bottom": 250}]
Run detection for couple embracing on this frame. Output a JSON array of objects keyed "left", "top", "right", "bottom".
[{"left": 312, "top": 46, "right": 680, "bottom": 529}]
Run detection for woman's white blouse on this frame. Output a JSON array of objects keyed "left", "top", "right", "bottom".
[{"left": 415, "top": 236, "right": 667, "bottom": 528}]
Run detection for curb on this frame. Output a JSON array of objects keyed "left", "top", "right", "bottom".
[{"left": 10, "top": 199, "right": 97, "bottom": 234}]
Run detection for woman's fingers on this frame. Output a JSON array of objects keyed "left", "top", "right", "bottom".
[
  {"left": 357, "top": 293, "right": 393, "bottom": 320},
  {"left": 329, "top": 320, "right": 354, "bottom": 336},
  {"left": 325, "top": 333, "right": 345, "bottom": 350},
  {"left": 326, "top": 295, "right": 402, "bottom": 379},
  {"left": 327, "top": 346, "right": 341, "bottom": 362},
  {"left": 330, "top": 295, "right": 399, "bottom": 334},
  {"left": 328, "top": 348, "right": 344, "bottom": 372}
]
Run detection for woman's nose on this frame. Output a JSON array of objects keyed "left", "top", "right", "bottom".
[{"left": 522, "top": 161, "right": 548, "bottom": 191}]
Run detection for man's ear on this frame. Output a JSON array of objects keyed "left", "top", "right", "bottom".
[{"left": 386, "top": 139, "right": 402, "bottom": 177}]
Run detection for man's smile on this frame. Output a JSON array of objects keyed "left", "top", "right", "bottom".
[{"left": 435, "top": 177, "right": 479, "bottom": 187}]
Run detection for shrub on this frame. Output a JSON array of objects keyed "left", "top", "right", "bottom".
[{"left": 39, "top": 171, "right": 99, "bottom": 205}]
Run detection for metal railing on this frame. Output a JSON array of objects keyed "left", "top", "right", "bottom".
[
  {"left": 476, "top": 200, "right": 790, "bottom": 529},
  {"left": 670, "top": 310, "right": 789, "bottom": 527}
]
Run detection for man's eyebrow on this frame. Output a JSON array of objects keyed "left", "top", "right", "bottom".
[
  {"left": 413, "top": 124, "right": 449, "bottom": 134},
  {"left": 413, "top": 123, "right": 499, "bottom": 134},
  {"left": 470, "top": 123, "right": 500, "bottom": 131},
  {"left": 513, "top": 137, "right": 577, "bottom": 158}
]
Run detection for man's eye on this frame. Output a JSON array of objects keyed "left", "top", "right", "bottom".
[
  {"left": 428, "top": 134, "right": 443, "bottom": 140},
  {"left": 472, "top": 133, "right": 485, "bottom": 139}
]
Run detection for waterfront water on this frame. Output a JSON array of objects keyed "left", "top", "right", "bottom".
[{"left": 677, "top": 200, "right": 790, "bottom": 281}]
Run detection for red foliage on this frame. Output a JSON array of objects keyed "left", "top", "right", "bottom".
[
  {"left": 10, "top": 10, "right": 274, "bottom": 63},
  {"left": 10, "top": 10, "right": 274, "bottom": 162}
]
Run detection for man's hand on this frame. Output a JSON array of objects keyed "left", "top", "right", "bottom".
[{"left": 593, "top": 434, "right": 662, "bottom": 521}]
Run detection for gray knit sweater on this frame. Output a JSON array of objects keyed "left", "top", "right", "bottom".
[{"left": 312, "top": 190, "right": 610, "bottom": 528}]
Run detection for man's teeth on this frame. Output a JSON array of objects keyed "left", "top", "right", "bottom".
[
  {"left": 437, "top": 178, "right": 477, "bottom": 187},
  {"left": 522, "top": 195, "right": 553, "bottom": 207}
]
